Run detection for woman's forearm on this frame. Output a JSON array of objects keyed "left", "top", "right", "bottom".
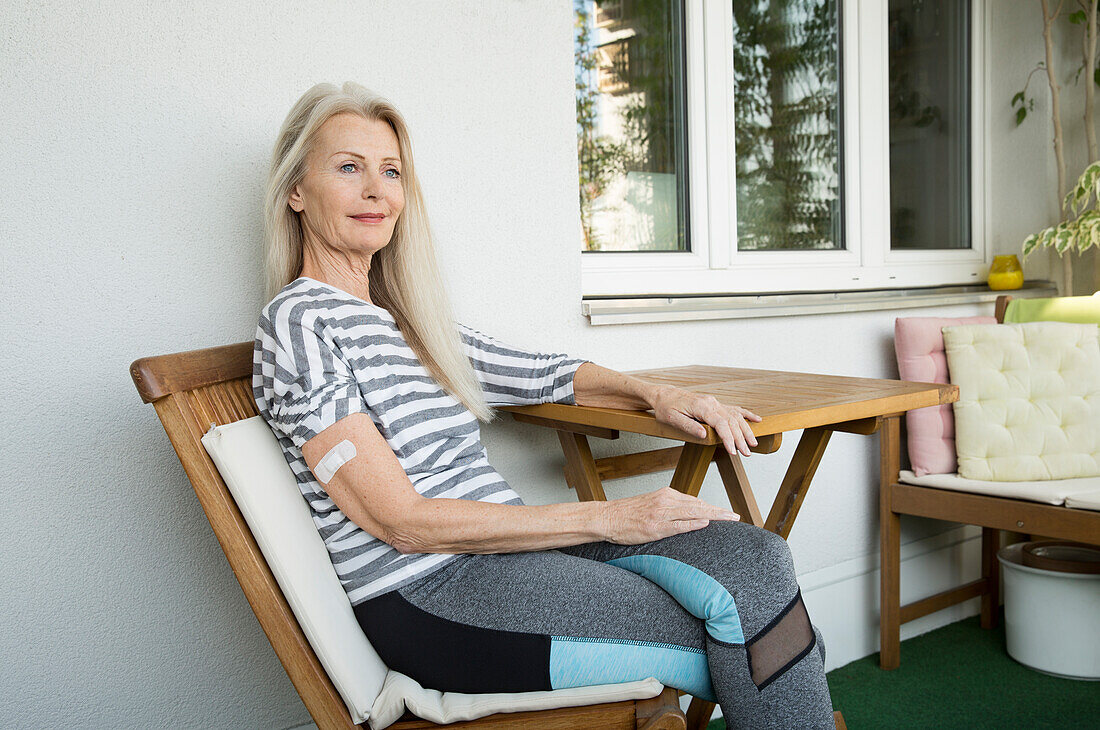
[
  {"left": 388, "top": 497, "right": 610, "bottom": 555},
  {"left": 571, "top": 361, "right": 666, "bottom": 410}
]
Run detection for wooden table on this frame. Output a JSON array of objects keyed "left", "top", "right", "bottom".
[{"left": 501, "top": 365, "right": 957, "bottom": 537}]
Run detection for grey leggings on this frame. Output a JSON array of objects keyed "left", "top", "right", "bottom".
[{"left": 354, "top": 520, "right": 834, "bottom": 729}]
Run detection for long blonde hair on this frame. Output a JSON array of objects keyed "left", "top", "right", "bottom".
[{"left": 263, "top": 81, "right": 496, "bottom": 423}]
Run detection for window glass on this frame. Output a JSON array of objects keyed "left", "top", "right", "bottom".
[
  {"left": 733, "top": 0, "right": 844, "bottom": 251},
  {"left": 575, "top": 0, "right": 689, "bottom": 252},
  {"left": 888, "top": 0, "right": 971, "bottom": 250}
]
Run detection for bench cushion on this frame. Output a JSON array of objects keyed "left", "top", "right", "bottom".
[
  {"left": 1066, "top": 490, "right": 1100, "bottom": 512},
  {"left": 894, "top": 316, "right": 997, "bottom": 476},
  {"left": 1003, "top": 293, "right": 1100, "bottom": 326},
  {"left": 898, "top": 470, "right": 1100, "bottom": 505},
  {"left": 202, "top": 416, "right": 664, "bottom": 729},
  {"left": 943, "top": 322, "right": 1100, "bottom": 481}
]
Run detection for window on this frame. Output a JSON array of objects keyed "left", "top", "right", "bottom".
[
  {"left": 575, "top": 0, "right": 988, "bottom": 297},
  {"left": 575, "top": 0, "right": 690, "bottom": 252}
]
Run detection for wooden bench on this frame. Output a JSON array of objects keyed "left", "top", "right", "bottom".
[{"left": 878, "top": 295, "right": 1100, "bottom": 669}]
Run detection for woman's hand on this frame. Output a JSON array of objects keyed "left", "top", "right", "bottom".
[
  {"left": 650, "top": 386, "right": 762, "bottom": 457},
  {"left": 603, "top": 487, "right": 740, "bottom": 544}
]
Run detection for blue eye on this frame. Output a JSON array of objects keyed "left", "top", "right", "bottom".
[
  {"left": 340, "top": 162, "right": 357, "bottom": 173},
  {"left": 384, "top": 168, "right": 401, "bottom": 178}
]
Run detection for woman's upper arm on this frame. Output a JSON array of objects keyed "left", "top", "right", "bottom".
[
  {"left": 301, "top": 412, "right": 425, "bottom": 552},
  {"left": 456, "top": 321, "right": 590, "bottom": 406},
  {"left": 258, "top": 311, "right": 423, "bottom": 549}
]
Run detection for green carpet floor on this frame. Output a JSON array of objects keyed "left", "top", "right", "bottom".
[{"left": 707, "top": 614, "right": 1100, "bottom": 729}]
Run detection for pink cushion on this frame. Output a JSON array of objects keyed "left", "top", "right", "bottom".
[{"left": 894, "top": 316, "right": 997, "bottom": 476}]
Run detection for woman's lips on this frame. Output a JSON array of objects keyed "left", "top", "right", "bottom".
[{"left": 350, "top": 214, "right": 386, "bottom": 223}]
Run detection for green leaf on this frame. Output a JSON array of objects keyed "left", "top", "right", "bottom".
[
  {"left": 1016, "top": 107, "right": 1027, "bottom": 126},
  {"left": 1012, "top": 91, "right": 1025, "bottom": 107},
  {"left": 1041, "top": 226, "right": 1059, "bottom": 248},
  {"left": 1095, "top": 67, "right": 1100, "bottom": 88},
  {"left": 1020, "top": 234, "right": 1038, "bottom": 259},
  {"left": 1023, "top": 232, "right": 1041, "bottom": 258},
  {"left": 1070, "top": 10, "right": 1087, "bottom": 24},
  {"left": 1054, "top": 229, "right": 1073, "bottom": 254}
]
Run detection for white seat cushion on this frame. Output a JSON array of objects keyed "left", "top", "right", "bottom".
[
  {"left": 201, "top": 416, "right": 664, "bottom": 729},
  {"left": 1066, "top": 490, "right": 1100, "bottom": 512},
  {"left": 369, "top": 672, "right": 664, "bottom": 729},
  {"left": 898, "top": 470, "right": 1100, "bottom": 505},
  {"left": 943, "top": 322, "right": 1100, "bottom": 481}
]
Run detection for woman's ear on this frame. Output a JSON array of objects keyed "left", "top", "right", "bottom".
[{"left": 288, "top": 184, "right": 305, "bottom": 213}]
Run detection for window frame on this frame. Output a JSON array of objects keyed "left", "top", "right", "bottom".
[{"left": 580, "top": 0, "right": 991, "bottom": 298}]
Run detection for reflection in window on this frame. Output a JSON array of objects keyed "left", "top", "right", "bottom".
[
  {"left": 733, "top": 0, "right": 844, "bottom": 251},
  {"left": 574, "top": 0, "right": 689, "bottom": 252},
  {"left": 888, "top": 0, "right": 971, "bottom": 250}
]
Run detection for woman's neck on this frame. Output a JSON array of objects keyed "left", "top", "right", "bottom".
[{"left": 300, "top": 245, "right": 374, "bottom": 304}]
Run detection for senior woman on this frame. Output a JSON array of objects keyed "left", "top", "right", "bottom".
[{"left": 254, "top": 82, "right": 835, "bottom": 729}]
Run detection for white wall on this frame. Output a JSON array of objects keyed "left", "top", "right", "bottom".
[{"left": 1, "top": 1, "right": 1095, "bottom": 728}]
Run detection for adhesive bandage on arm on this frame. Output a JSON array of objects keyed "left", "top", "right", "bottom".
[{"left": 314, "top": 439, "right": 358, "bottom": 484}]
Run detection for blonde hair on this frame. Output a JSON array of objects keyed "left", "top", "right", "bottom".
[{"left": 264, "top": 81, "right": 496, "bottom": 423}]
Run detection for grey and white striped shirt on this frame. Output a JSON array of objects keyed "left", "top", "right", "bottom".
[{"left": 253, "top": 276, "right": 589, "bottom": 605}]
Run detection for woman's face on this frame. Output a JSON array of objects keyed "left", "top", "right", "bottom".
[{"left": 289, "top": 113, "right": 405, "bottom": 259}]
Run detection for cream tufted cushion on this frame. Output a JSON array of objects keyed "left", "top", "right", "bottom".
[{"left": 943, "top": 322, "right": 1100, "bottom": 481}]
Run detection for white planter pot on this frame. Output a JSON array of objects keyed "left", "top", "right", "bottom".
[{"left": 997, "top": 542, "right": 1100, "bottom": 680}]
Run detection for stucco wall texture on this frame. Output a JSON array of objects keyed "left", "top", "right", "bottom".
[{"left": 0, "top": 1, "right": 1094, "bottom": 728}]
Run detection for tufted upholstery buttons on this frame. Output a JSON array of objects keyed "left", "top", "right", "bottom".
[{"left": 943, "top": 322, "right": 1100, "bottom": 481}]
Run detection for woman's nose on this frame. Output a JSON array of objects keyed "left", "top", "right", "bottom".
[{"left": 362, "top": 175, "right": 383, "bottom": 199}]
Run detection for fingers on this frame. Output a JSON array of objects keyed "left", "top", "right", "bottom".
[
  {"left": 611, "top": 489, "right": 740, "bottom": 544},
  {"left": 687, "top": 398, "right": 760, "bottom": 457},
  {"left": 664, "top": 488, "right": 739, "bottom": 521},
  {"left": 735, "top": 413, "right": 759, "bottom": 451},
  {"left": 670, "top": 411, "right": 707, "bottom": 439},
  {"left": 713, "top": 418, "right": 748, "bottom": 457}
]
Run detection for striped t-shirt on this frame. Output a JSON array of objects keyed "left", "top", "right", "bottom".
[{"left": 253, "top": 276, "right": 590, "bottom": 605}]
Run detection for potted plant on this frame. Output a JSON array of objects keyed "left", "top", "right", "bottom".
[{"left": 1014, "top": 0, "right": 1099, "bottom": 294}]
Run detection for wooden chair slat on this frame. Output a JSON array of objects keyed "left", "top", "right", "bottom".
[
  {"left": 131, "top": 341, "right": 253, "bottom": 403},
  {"left": 190, "top": 379, "right": 258, "bottom": 429}
]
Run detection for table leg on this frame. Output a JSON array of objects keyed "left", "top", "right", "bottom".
[
  {"left": 669, "top": 442, "right": 718, "bottom": 497},
  {"left": 878, "top": 416, "right": 901, "bottom": 670},
  {"left": 763, "top": 427, "right": 832, "bottom": 539},
  {"left": 556, "top": 430, "right": 607, "bottom": 502},
  {"left": 714, "top": 450, "right": 765, "bottom": 528},
  {"left": 685, "top": 697, "right": 716, "bottom": 730},
  {"left": 980, "top": 527, "right": 1000, "bottom": 629}
]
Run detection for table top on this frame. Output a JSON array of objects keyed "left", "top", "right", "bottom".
[{"left": 500, "top": 364, "right": 958, "bottom": 443}]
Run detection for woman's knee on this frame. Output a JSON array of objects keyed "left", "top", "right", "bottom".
[{"left": 690, "top": 521, "right": 796, "bottom": 580}]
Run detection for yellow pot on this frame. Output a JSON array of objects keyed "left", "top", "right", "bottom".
[{"left": 988, "top": 255, "right": 1024, "bottom": 291}]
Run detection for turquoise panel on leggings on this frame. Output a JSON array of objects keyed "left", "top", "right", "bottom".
[
  {"left": 608, "top": 555, "right": 744, "bottom": 644},
  {"left": 549, "top": 636, "right": 716, "bottom": 702}
]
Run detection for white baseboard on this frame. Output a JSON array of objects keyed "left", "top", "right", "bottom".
[
  {"left": 283, "top": 525, "right": 985, "bottom": 727},
  {"left": 800, "top": 524, "right": 984, "bottom": 672}
]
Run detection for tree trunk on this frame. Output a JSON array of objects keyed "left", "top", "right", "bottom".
[
  {"left": 1084, "top": 0, "right": 1097, "bottom": 163},
  {"left": 1084, "top": 0, "right": 1098, "bottom": 291},
  {"left": 1042, "top": 0, "right": 1073, "bottom": 294}
]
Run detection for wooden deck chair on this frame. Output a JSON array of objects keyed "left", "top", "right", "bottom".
[
  {"left": 129, "top": 341, "right": 688, "bottom": 730},
  {"left": 879, "top": 294, "right": 1100, "bottom": 669}
]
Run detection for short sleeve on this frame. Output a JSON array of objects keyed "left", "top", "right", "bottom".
[
  {"left": 257, "top": 316, "right": 371, "bottom": 450},
  {"left": 456, "top": 322, "right": 590, "bottom": 406}
]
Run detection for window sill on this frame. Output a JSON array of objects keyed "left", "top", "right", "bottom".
[{"left": 581, "top": 281, "right": 1059, "bottom": 326}]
